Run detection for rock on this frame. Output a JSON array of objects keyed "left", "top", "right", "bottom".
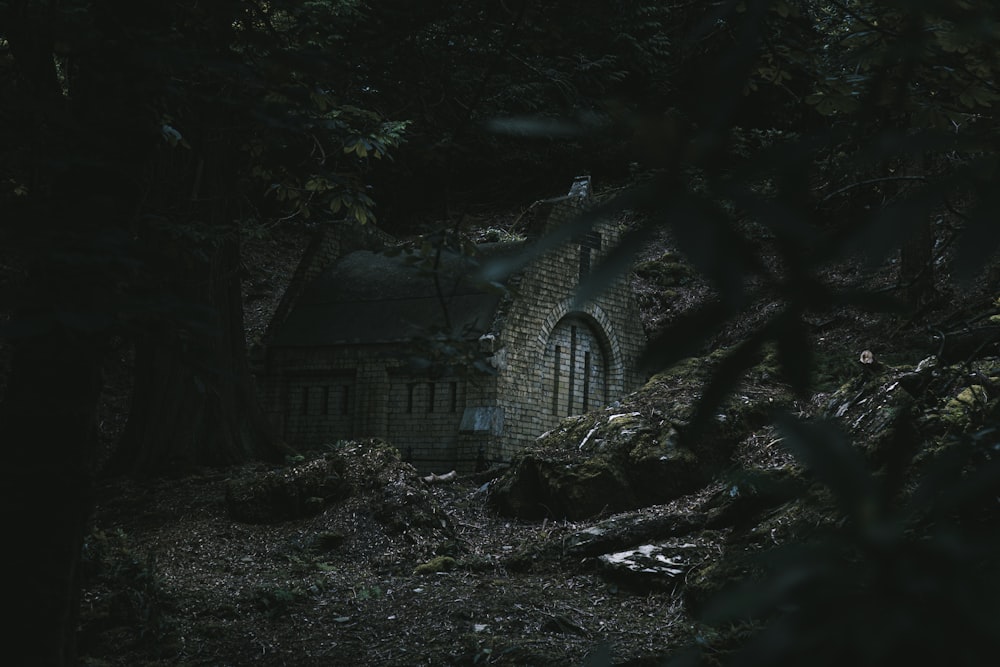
[
  {"left": 623, "top": 421, "right": 706, "bottom": 506},
  {"left": 223, "top": 439, "right": 456, "bottom": 527},
  {"left": 484, "top": 349, "right": 798, "bottom": 524},
  {"left": 330, "top": 439, "right": 456, "bottom": 544},
  {"left": 821, "top": 356, "right": 1000, "bottom": 474},
  {"left": 225, "top": 456, "right": 353, "bottom": 523},
  {"left": 488, "top": 361, "right": 764, "bottom": 520},
  {"left": 488, "top": 452, "right": 636, "bottom": 521},
  {"left": 682, "top": 544, "right": 753, "bottom": 615},
  {"left": 703, "top": 469, "right": 804, "bottom": 530},
  {"left": 375, "top": 467, "right": 453, "bottom": 534}
]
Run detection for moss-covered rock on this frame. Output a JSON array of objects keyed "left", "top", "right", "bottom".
[
  {"left": 413, "top": 555, "right": 458, "bottom": 575},
  {"left": 489, "top": 349, "right": 789, "bottom": 520},
  {"left": 489, "top": 452, "right": 637, "bottom": 520},
  {"left": 225, "top": 456, "right": 353, "bottom": 523},
  {"left": 823, "top": 354, "right": 1000, "bottom": 476}
]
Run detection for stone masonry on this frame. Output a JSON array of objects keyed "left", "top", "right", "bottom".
[{"left": 259, "top": 177, "right": 646, "bottom": 473}]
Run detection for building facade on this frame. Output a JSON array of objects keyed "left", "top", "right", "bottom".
[{"left": 258, "top": 177, "right": 645, "bottom": 472}]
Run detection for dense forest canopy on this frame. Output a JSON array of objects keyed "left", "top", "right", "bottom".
[{"left": 2, "top": 0, "right": 1000, "bottom": 665}]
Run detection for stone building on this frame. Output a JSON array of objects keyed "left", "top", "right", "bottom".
[{"left": 258, "top": 177, "right": 645, "bottom": 472}]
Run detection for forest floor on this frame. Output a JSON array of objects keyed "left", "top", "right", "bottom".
[
  {"left": 78, "top": 201, "right": 995, "bottom": 666},
  {"left": 82, "top": 454, "right": 710, "bottom": 666}
]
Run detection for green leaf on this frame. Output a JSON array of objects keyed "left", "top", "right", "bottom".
[{"left": 701, "top": 543, "right": 829, "bottom": 624}]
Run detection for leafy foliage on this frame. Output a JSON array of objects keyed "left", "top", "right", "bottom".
[
  {"left": 477, "top": 0, "right": 1000, "bottom": 664},
  {"left": 691, "top": 414, "right": 1000, "bottom": 666},
  {"left": 489, "top": 0, "right": 1000, "bottom": 431},
  {"left": 0, "top": 1, "right": 412, "bottom": 372},
  {"left": 307, "top": 0, "right": 695, "bottom": 214},
  {"left": 6, "top": 0, "right": 1000, "bottom": 662}
]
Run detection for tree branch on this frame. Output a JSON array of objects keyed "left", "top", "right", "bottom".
[{"left": 820, "top": 175, "right": 927, "bottom": 202}]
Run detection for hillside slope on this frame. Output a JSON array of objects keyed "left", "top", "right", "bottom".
[{"left": 79, "top": 211, "right": 1000, "bottom": 666}]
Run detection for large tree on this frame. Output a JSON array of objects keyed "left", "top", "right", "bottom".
[
  {"left": 1, "top": 2, "right": 164, "bottom": 662},
  {"left": 103, "top": 2, "right": 406, "bottom": 475},
  {"left": 0, "top": 1, "right": 406, "bottom": 662}
]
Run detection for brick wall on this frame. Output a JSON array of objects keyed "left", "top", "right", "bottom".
[
  {"left": 262, "top": 345, "right": 495, "bottom": 472},
  {"left": 488, "top": 181, "right": 646, "bottom": 461},
  {"left": 386, "top": 372, "right": 466, "bottom": 472}
]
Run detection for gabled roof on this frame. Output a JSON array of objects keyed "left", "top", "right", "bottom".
[{"left": 270, "top": 242, "right": 524, "bottom": 347}]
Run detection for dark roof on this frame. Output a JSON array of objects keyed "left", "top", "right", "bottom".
[{"left": 270, "top": 243, "right": 523, "bottom": 347}]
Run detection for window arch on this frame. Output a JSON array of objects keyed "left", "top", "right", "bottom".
[{"left": 541, "top": 314, "right": 609, "bottom": 416}]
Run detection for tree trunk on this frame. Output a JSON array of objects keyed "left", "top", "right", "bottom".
[
  {"left": 105, "top": 59, "right": 288, "bottom": 474},
  {"left": 1, "top": 321, "right": 103, "bottom": 666},
  {"left": 113, "top": 233, "right": 284, "bottom": 475},
  {"left": 3, "top": 2, "right": 277, "bottom": 661},
  {"left": 2, "top": 7, "right": 122, "bottom": 663}
]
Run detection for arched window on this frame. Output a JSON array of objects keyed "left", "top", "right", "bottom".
[{"left": 542, "top": 315, "right": 609, "bottom": 416}]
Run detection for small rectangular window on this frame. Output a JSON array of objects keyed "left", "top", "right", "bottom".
[
  {"left": 578, "top": 232, "right": 602, "bottom": 280},
  {"left": 449, "top": 382, "right": 458, "bottom": 412},
  {"left": 583, "top": 231, "right": 602, "bottom": 250},
  {"left": 427, "top": 382, "right": 436, "bottom": 413},
  {"left": 322, "top": 386, "right": 331, "bottom": 414},
  {"left": 406, "top": 383, "right": 415, "bottom": 413},
  {"left": 341, "top": 385, "right": 351, "bottom": 415}
]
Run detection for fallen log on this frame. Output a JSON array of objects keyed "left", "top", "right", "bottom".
[
  {"left": 421, "top": 470, "right": 457, "bottom": 484},
  {"left": 563, "top": 512, "right": 708, "bottom": 558}
]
